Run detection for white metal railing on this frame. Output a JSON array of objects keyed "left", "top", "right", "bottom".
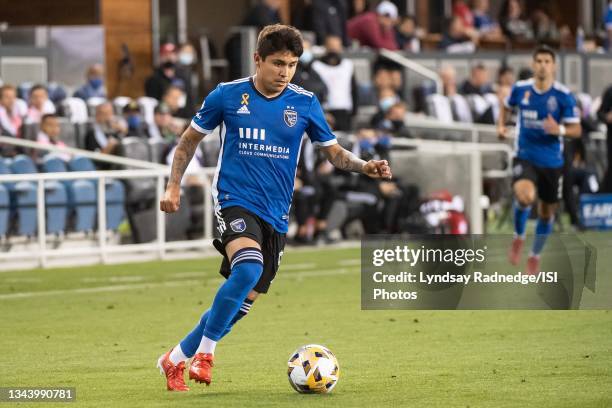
[
  {"left": 0, "top": 123, "right": 514, "bottom": 266},
  {"left": 379, "top": 49, "right": 444, "bottom": 94}
]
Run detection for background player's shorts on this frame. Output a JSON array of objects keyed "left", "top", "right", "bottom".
[
  {"left": 213, "top": 206, "right": 286, "bottom": 294},
  {"left": 512, "top": 158, "right": 563, "bottom": 203}
]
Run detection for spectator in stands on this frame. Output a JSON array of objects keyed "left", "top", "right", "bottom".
[
  {"left": 395, "top": 15, "right": 421, "bottom": 52},
  {"left": 0, "top": 84, "right": 22, "bottom": 138},
  {"left": 597, "top": 85, "right": 612, "bottom": 192},
  {"left": 149, "top": 103, "right": 180, "bottom": 147},
  {"left": 452, "top": 0, "right": 474, "bottom": 28},
  {"left": 439, "top": 65, "right": 458, "bottom": 97},
  {"left": 531, "top": 6, "right": 562, "bottom": 43},
  {"left": 312, "top": 35, "right": 358, "bottom": 131},
  {"left": 459, "top": 63, "right": 493, "bottom": 95},
  {"left": 348, "top": 0, "right": 369, "bottom": 18},
  {"left": 73, "top": 64, "right": 106, "bottom": 101},
  {"left": 145, "top": 61, "right": 186, "bottom": 102},
  {"left": 291, "top": 40, "right": 328, "bottom": 103},
  {"left": 472, "top": 0, "right": 502, "bottom": 37},
  {"left": 243, "top": 0, "right": 282, "bottom": 28},
  {"left": 498, "top": 0, "right": 533, "bottom": 42},
  {"left": 36, "top": 114, "right": 70, "bottom": 162},
  {"left": 347, "top": 0, "right": 399, "bottom": 50},
  {"left": 85, "top": 102, "right": 126, "bottom": 156},
  {"left": 496, "top": 66, "right": 515, "bottom": 88},
  {"left": 122, "top": 101, "right": 149, "bottom": 138},
  {"left": 374, "top": 101, "right": 410, "bottom": 137},
  {"left": 25, "top": 84, "right": 55, "bottom": 124},
  {"left": 563, "top": 101, "right": 600, "bottom": 228},
  {"left": 439, "top": 15, "right": 479, "bottom": 53},
  {"left": 312, "top": 0, "right": 350, "bottom": 46},
  {"left": 162, "top": 85, "right": 190, "bottom": 120},
  {"left": 176, "top": 42, "right": 198, "bottom": 117}
]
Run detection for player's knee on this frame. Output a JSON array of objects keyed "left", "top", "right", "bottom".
[
  {"left": 515, "top": 187, "right": 535, "bottom": 206},
  {"left": 230, "top": 247, "right": 264, "bottom": 287}
]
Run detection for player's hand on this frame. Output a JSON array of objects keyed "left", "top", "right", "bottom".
[
  {"left": 497, "top": 125, "right": 508, "bottom": 140},
  {"left": 160, "top": 185, "right": 180, "bottom": 213},
  {"left": 542, "top": 114, "right": 560, "bottom": 135},
  {"left": 362, "top": 160, "right": 392, "bottom": 179}
]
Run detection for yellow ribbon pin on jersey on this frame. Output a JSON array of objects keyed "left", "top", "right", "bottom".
[{"left": 241, "top": 93, "right": 249, "bottom": 105}]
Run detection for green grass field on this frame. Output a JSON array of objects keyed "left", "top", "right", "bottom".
[{"left": 1, "top": 242, "right": 611, "bottom": 407}]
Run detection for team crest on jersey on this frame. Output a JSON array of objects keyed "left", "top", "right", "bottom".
[
  {"left": 230, "top": 218, "right": 247, "bottom": 233},
  {"left": 521, "top": 91, "right": 531, "bottom": 105},
  {"left": 546, "top": 96, "right": 558, "bottom": 112},
  {"left": 284, "top": 109, "right": 297, "bottom": 127}
]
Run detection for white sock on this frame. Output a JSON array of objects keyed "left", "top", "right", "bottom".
[
  {"left": 168, "top": 344, "right": 188, "bottom": 365},
  {"left": 196, "top": 336, "right": 217, "bottom": 355}
]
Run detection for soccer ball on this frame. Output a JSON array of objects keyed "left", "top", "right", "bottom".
[{"left": 287, "top": 344, "right": 339, "bottom": 394}]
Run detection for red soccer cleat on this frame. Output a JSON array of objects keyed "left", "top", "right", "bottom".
[
  {"left": 526, "top": 255, "right": 540, "bottom": 276},
  {"left": 157, "top": 349, "right": 189, "bottom": 391},
  {"left": 508, "top": 237, "right": 525, "bottom": 266},
  {"left": 189, "top": 353, "right": 214, "bottom": 385}
]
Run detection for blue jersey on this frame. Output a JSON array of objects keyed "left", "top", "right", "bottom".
[
  {"left": 505, "top": 78, "right": 579, "bottom": 168},
  {"left": 191, "top": 76, "right": 337, "bottom": 233}
]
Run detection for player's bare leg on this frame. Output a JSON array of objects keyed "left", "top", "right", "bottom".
[
  {"left": 526, "top": 201, "right": 557, "bottom": 275},
  {"left": 509, "top": 180, "right": 536, "bottom": 265}
]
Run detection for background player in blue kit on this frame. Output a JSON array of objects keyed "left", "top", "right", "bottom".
[
  {"left": 497, "top": 45, "right": 581, "bottom": 276},
  {"left": 157, "top": 24, "right": 392, "bottom": 391}
]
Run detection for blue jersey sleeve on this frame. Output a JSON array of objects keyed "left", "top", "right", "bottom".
[
  {"left": 306, "top": 96, "right": 338, "bottom": 147},
  {"left": 561, "top": 93, "right": 580, "bottom": 124},
  {"left": 606, "top": 7, "right": 612, "bottom": 29},
  {"left": 191, "top": 84, "right": 224, "bottom": 134},
  {"left": 505, "top": 84, "right": 521, "bottom": 108}
]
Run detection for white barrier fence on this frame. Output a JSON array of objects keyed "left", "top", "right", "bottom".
[{"left": 0, "top": 122, "right": 513, "bottom": 268}]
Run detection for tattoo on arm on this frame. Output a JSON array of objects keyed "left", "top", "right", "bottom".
[
  {"left": 327, "top": 146, "right": 366, "bottom": 173},
  {"left": 168, "top": 130, "right": 202, "bottom": 187}
]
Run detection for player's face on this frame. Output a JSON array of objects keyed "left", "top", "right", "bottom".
[
  {"left": 255, "top": 51, "right": 299, "bottom": 94},
  {"left": 532, "top": 53, "right": 556, "bottom": 81}
]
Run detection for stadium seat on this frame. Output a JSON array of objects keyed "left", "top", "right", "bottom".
[
  {"left": 450, "top": 94, "right": 473, "bottom": 123},
  {"left": 21, "top": 123, "right": 40, "bottom": 141},
  {"left": 62, "top": 98, "right": 89, "bottom": 124},
  {"left": 86, "top": 97, "right": 107, "bottom": 117},
  {"left": 113, "top": 96, "right": 132, "bottom": 115},
  {"left": 466, "top": 94, "right": 490, "bottom": 118},
  {"left": 105, "top": 181, "right": 125, "bottom": 231},
  {"left": 121, "top": 137, "right": 150, "bottom": 162},
  {"left": 43, "top": 155, "right": 96, "bottom": 233},
  {"left": 148, "top": 139, "right": 167, "bottom": 164},
  {"left": 138, "top": 96, "right": 158, "bottom": 125},
  {"left": 11, "top": 155, "right": 68, "bottom": 235},
  {"left": 67, "top": 156, "right": 126, "bottom": 231},
  {"left": 0, "top": 184, "right": 9, "bottom": 237},
  {"left": 426, "top": 94, "right": 454, "bottom": 123},
  {"left": 57, "top": 117, "right": 78, "bottom": 147}
]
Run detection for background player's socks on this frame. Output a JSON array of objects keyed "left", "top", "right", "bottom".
[
  {"left": 531, "top": 217, "right": 554, "bottom": 256},
  {"left": 169, "top": 344, "right": 189, "bottom": 365},
  {"left": 179, "top": 298, "right": 254, "bottom": 358},
  {"left": 513, "top": 200, "right": 531, "bottom": 238},
  {"left": 201, "top": 247, "right": 263, "bottom": 345}
]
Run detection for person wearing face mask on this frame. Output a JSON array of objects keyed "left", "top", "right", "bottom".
[
  {"left": 85, "top": 102, "right": 127, "bottom": 168},
  {"left": 74, "top": 64, "right": 106, "bottom": 101},
  {"left": 122, "top": 101, "right": 150, "bottom": 138},
  {"left": 311, "top": 35, "right": 358, "bottom": 131},
  {"left": 176, "top": 43, "right": 198, "bottom": 118},
  {"left": 291, "top": 40, "right": 328, "bottom": 104},
  {"left": 369, "top": 86, "right": 400, "bottom": 128},
  {"left": 145, "top": 61, "right": 186, "bottom": 100},
  {"left": 376, "top": 101, "right": 411, "bottom": 137}
]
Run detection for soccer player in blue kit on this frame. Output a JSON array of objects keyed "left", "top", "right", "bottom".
[
  {"left": 157, "top": 24, "right": 392, "bottom": 391},
  {"left": 498, "top": 45, "right": 581, "bottom": 275}
]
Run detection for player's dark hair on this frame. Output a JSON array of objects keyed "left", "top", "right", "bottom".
[
  {"left": 532, "top": 44, "right": 556, "bottom": 62},
  {"left": 256, "top": 24, "right": 303, "bottom": 60}
]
